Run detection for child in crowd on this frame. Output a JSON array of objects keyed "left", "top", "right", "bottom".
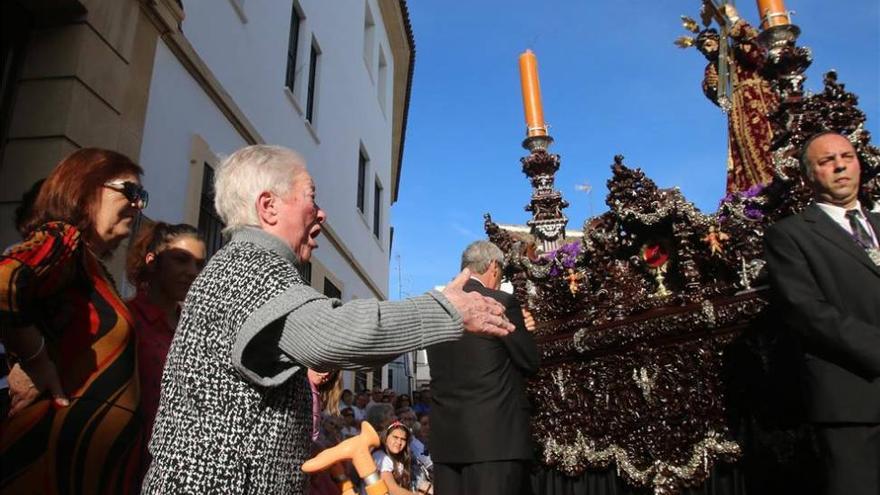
[{"left": 372, "top": 421, "right": 432, "bottom": 495}]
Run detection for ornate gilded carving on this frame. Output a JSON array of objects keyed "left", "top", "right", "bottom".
[{"left": 483, "top": 13, "right": 878, "bottom": 495}]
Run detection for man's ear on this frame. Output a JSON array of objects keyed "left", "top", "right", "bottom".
[
  {"left": 256, "top": 191, "right": 276, "bottom": 227},
  {"left": 494, "top": 261, "right": 504, "bottom": 288},
  {"left": 144, "top": 252, "right": 157, "bottom": 266}
]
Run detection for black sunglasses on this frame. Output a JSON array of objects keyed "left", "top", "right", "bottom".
[{"left": 104, "top": 180, "right": 149, "bottom": 209}]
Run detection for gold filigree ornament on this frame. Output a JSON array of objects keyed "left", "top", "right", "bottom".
[
  {"left": 543, "top": 431, "right": 741, "bottom": 495},
  {"left": 642, "top": 244, "right": 671, "bottom": 298},
  {"left": 675, "top": 15, "right": 700, "bottom": 49},
  {"left": 633, "top": 366, "right": 659, "bottom": 402},
  {"left": 681, "top": 15, "right": 700, "bottom": 33},
  {"left": 674, "top": 36, "right": 696, "bottom": 49},
  {"left": 771, "top": 143, "right": 800, "bottom": 180}
]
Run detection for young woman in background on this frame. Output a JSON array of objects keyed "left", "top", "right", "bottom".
[{"left": 126, "top": 222, "right": 205, "bottom": 480}]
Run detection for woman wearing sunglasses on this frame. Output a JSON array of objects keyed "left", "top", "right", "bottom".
[{"left": 0, "top": 148, "right": 148, "bottom": 494}]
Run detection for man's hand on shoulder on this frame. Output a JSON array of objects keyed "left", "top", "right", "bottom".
[{"left": 443, "top": 269, "right": 514, "bottom": 337}]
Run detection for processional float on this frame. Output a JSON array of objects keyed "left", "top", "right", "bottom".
[
  {"left": 482, "top": 0, "right": 879, "bottom": 494},
  {"left": 299, "top": 0, "right": 878, "bottom": 493}
]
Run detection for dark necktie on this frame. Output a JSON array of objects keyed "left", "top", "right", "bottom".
[{"left": 845, "top": 209, "right": 875, "bottom": 249}]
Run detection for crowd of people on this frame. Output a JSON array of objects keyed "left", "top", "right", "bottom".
[
  {"left": 308, "top": 385, "right": 435, "bottom": 494},
  {"left": 0, "top": 129, "right": 877, "bottom": 495},
  {"left": 0, "top": 145, "right": 513, "bottom": 494}
]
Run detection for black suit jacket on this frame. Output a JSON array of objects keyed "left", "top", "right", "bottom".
[
  {"left": 427, "top": 278, "right": 540, "bottom": 464},
  {"left": 764, "top": 204, "right": 880, "bottom": 423}
]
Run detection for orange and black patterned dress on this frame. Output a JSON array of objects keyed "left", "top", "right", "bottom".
[{"left": 0, "top": 222, "right": 142, "bottom": 494}]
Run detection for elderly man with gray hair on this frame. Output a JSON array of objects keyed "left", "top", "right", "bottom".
[
  {"left": 427, "top": 240, "right": 539, "bottom": 495},
  {"left": 142, "top": 145, "right": 513, "bottom": 494}
]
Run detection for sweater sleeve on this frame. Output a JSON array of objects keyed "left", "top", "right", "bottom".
[
  {"left": 232, "top": 284, "right": 463, "bottom": 384},
  {"left": 279, "top": 289, "right": 464, "bottom": 370}
]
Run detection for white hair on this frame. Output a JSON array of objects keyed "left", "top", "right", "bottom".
[
  {"left": 214, "top": 145, "right": 307, "bottom": 231},
  {"left": 460, "top": 240, "right": 504, "bottom": 274}
]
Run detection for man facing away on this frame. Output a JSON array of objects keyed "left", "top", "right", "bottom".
[
  {"left": 427, "top": 240, "right": 540, "bottom": 495},
  {"left": 764, "top": 131, "right": 880, "bottom": 495}
]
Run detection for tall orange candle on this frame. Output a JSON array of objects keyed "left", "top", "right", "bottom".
[
  {"left": 519, "top": 49, "right": 547, "bottom": 137},
  {"left": 756, "top": 0, "right": 790, "bottom": 29}
]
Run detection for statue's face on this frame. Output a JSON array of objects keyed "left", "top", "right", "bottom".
[{"left": 699, "top": 37, "right": 719, "bottom": 56}]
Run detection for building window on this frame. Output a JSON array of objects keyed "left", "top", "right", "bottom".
[
  {"left": 305, "top": 40, "right": 320, "bottom": 124},
  {"left": 377, "top": 47, "right": 388, "bottom": 114},
  {"left": 299, "top": 260, "right": 312, "bottom": 285},
  {"left": 363, "top": 3, "right": 375, "bottom": 74},
  {"left": 324, "top": 278, "right": 341, "bottom": 299},
  {"left": 355, "top": 371, "right": 368, "bottom": 393},
  {"left": 372, "top": 366, "right": 382, "bottom": 389},
  {"left": 387, "top": 367, "right": 394, "bottom": 389},
  {"left": 284, "top": 5, "right": 302, "bottom": 91},
  {"left": 197, "top": 164, "right": 226, "bottom": 258},
  {"left": 373, "top": 179, "right": 382, "bottom": 239},
  {"left": 357, "top": 148, "right": 368, "bottom": 214}
]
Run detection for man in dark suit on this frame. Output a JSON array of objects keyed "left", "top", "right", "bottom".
[
  {"left": 428, "top": 240, "right": 540, "bottom": 495},
  {"left": 764, "top": 131, "right": 880, "bottom": 495}
]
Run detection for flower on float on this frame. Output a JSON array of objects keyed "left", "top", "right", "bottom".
[
  {"left": 641, "top": 244, "right": 669, "bottom": 268},
  {"left": 543, "top": 241, "right": 583, "bottom": 277}
]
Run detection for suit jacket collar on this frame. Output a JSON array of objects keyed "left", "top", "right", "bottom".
[
  {"left": 867, "top": 210, "right": 880, "bottom": 243},
  {"left": 802, "top": 203, "right": 880, "bottom": 276},
  {"left": 463, "top": 278, "right": 484, "bottom": 292}
]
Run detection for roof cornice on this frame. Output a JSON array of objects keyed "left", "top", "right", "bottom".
[{"left": 378, "top": 0, "right": 415, "bottom": 204}]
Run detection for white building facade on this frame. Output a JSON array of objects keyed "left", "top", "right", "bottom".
[
  {"left": 0, "top": 0, "right": 415, "bottom": 394},
  {"left": 138, "top": 0, "right": 414, "bottom": 393}
]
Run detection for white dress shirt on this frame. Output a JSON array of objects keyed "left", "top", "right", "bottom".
[{"left": 816, "top": 201, "right": 879, "bottom": 248}]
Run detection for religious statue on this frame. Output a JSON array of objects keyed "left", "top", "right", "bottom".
[
  {"left": 677, "top": 2, "right": 779, "bottom": 193},
  {"left": 565, "top": 268, "right": 584, "bottom": 296},
  {"left": 702, "top": 225, "right": 730, "bottom": 256}
]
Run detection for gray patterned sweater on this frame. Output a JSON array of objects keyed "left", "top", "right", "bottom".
[{"left": 142, "top": 228, "right": 463, "bottom": 494}]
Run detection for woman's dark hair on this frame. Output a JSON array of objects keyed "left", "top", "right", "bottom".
[
  {"left": 126, "top": 221, "right": 201, "bottom": 285},
  {"left": 27, "top": 148, "right": 143, "bottom": 235},
  {"left": 14, "top": 179, "right": 45, "bottom": 237},
  {"left": 394, "top": 394, "right": 411, "bottom": 410},
  {"left": 366, "top": 403, "right": 394, "bottom": 433},
  {"left": 382, "top": 422, "right": 413, "bottom": 489}
]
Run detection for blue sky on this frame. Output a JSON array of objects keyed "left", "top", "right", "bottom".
[{"left": 388, "top": 0, "right": 879, "bottom": 299}]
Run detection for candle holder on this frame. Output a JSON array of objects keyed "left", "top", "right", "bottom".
[
  {"left": 759, "top": 10, "right": 791, "bottom": 30},
  {"left": 650, "top": 264, "right": 671, "bottom": 298},
  {"left": 757, "top": 22, "right": 799, "bottom": 49},
  {"left": 522, "top": 133, "right": 554, "bottom": 152},
  {"left": 521, "top": 132, "right": 569, "bottom": 252},
  {"left": 757, "top": 23, "right": 812, "bottom": 102}
]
